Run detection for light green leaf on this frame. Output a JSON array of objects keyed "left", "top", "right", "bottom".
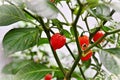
[
  {"left": 0, "top": 5, "right": 27, "bottom": 26},
  {"left": 15, "top": 62, "right": 52, "bottom": 80},
  {"left": 3, "top": 28, "right": 39, "bottom": 56},
  {"left": 2, "top": 60, "right": 31, "bottom": 75},
  {"left": 99, "top": 49, "right": 120, "bottom": 74},
  {"left": 103, "top": 48, "right": 120, "bottom": 58},
  {"left": 96, "top": 4, "right": 111, "bottom": 20}
]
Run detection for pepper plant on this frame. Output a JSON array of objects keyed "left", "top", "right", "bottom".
[{"left": 1, "top": 0, "right": 120, "bottom": 80}]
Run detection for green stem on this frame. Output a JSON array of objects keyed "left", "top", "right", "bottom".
[
  {"left": 65, "top": 1, "right": 84, "bottom": 79},
  {"left": 65, "top": 44, "right": 75, "bottom": 59},
  {"left": 85, "top": 34, "right": 107, "bottom": 54},
  {"left": 103, "top": 9, "right": 115, "bottom": 25},
  {"left": 84, "top": 14, "right": 90, "bottom": 31},
  {"left": 37, "top": 17, "right": 66, "bottom": 76},
  {"left": 107, "top": 29, "right": 120, "bottom": 35},
  {"left": 23, "top": 9, "right": 66, "bottom": 75},
  {"left": 90, "top": 9, "right": 115, "bottom": 40},
  {"left": 85, "top": 29, "right": 120, "bottom": 54}
]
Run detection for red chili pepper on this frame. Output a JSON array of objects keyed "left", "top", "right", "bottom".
[
  {"left": 50, "top": 33, "right": 66, "bottom": 50},
  {"left": 93, "top": 31, "right": 105, "bottom": 43},
  {"left": 44, "top": 74, "right": 52, "bottom": 80}
]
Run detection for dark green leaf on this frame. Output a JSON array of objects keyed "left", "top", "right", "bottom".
[
  {"left": 14, "top": 62, "right": 51, "bottom": 80},
  {"left": 2, "top": 60, "right": 31, "bottom": 74},
  {"left": 70, "top": 27, "right": 75, "bottom": 36},
  {"left": 53, "top": 68, "right": 64, "bottom": 78},
  {"left": 90, "top": 27, "right": 100, "bottom": 34},
  {"left": 62, "top": 29, "right": 71, "bottom": 38},
  {"left": 3, "top": 28, "right": 39, "bottom": 56},
  {"left": 101, "top": 26, "right": 112, "bottom": 32},
  {"left": 52, "top": 19, "right": 62, "bottom": 29},
  {"left": 0, "top": 5, "right": 27, "bottom": 26},
  {"left": 82, "top": 59, "right": 91, "bottom": 71}
]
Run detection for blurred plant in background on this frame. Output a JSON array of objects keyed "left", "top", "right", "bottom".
[{"left": 0, "top": 0, "right": 120, "bottom": 80}]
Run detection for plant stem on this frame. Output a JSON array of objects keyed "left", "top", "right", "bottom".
[
  {"left": 49, "top": 28, "right": 86, "bottom": 79},
  {"left": 85, "top": 34, "right": 107, "bottom": 54},
  {"left": 37, "top": 17, "right": 66, "bottom": 76},
  {"left": 84, "top": 13, "right": 90, "bottom": 31},
  {"left": 85, "top": 29, "right": 120, "bottom": 54},
  {"left": 65, "top": 44, "right": 75, "bottom": 59},
  {"left": 65, "top": 1, "right": 86, "bottom": 80},
  {"left": 23, "top": 9, "right": 66, "bottom": 75},
  {"left": 103, "top": 9, "right": 115, "bottom": 25}
]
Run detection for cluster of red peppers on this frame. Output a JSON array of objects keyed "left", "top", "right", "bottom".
[
  {"left": 50, "top": 31, "right": 105, "bottom": 61},
  {"left": 45, "top": 31, "right": 105, "bottom": 80}
]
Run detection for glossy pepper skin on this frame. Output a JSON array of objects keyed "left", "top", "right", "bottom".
[
  {"left": 81, "top": 50, "right": 93, "bottom": 61},
  {"left": 93, "top": 31, "right": 105, "bottom": 43},
  {"left": 50, "top": 33, "right": 66, "bottom": 50},
  {"left": 78, "top": 35, "right": 93, "bottom": 61},
  {"left": 78, "top": 35, "right": 89, "bottom": 50},
  {"left": 44, "top": 74, "right": 52, "bottom": 80}
]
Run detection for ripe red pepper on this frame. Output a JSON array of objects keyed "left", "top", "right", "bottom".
[
  {"left": 50, "top": 33, "right": 66, "bottom": 50},
  {"left": 93, "top": 31, "right": 105, "bottom": 43},
  {"left": 78, "top": 35, "right": 89, "bottom": 50},
  {"left": 78, "top": 35, "right": 93, "bottom": 61},
  {"left": 44, "top": 74, "right": 52, "bottom": 80},
  {"left": 81, "top": 50, "right": 93, "bottom": 61}
]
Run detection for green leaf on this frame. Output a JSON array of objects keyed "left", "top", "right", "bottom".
[
  {"left": 62, "top": 29, "right": 71, "bottom": 39},
  {"left": 70, "top": 27, "right": 75, "bottom": 36},
  {"left": 14, "top": 62, "right": 51, "bottom": 80},
  {"left": 101, "top": 26, "right": 112, "bottom": 32},
  {"left": 88, "top": 9, "right": 97, "bottom": 18},
  {"left": 73, "top": 6, "right": 80, "bottom": 15},
  {"left": 82, "top": 59, "right": 91, "bottom": 71},
  {"left": 87, "top": 0, "right": 99, "bottom": 8},
  {"left": 2, "top": 60, "right": 31, "bottom": 75},
  {"left": 96, "top": 4, "right": 111, "bottom": 20},
  {"left": 3, "top": 28, "right": 39, "bottom": 56},
  {"left": 0, "top": 5, "right": 27, "bottom": 26},
  {"left": 38, "top": 38, "right": 49, "bottom": 45},
  {"left": 52, "top": 19, "right": 62, "bottom": 29},
  {"left": 72, "top": 72, "right": 84, "bottom": 80},
  {"left": 53, "top": 68, "right": 64, "bottom": 78},
  {"left": 103, "top": 48, "right": 120, "bottom": 58},
  {"left": 99, "top": 49, "right": 120, "bottom": 74}
]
